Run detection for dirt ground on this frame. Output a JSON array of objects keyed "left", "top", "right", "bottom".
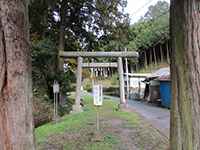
[
  {"left": 36, "top": 94, "right": 169, "bottom": 150},
  {"left": 38, "top": 109, "right": 168, "bottom": 150}
]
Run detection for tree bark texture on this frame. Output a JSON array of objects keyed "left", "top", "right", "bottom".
[
  {"left": 166, "top": 42, "right": 170, "bottom": 64},
  {"left": 170, "top": 0, "right": 200, "bottom": 149},
  {"left": 58, "top": 24, "right": 65, "bottom": 71},
  {"left": 160, "top": 44, "right": 164, "bottom": 62},
  {"left": 0, "top": 1, "right": 35, "bottom": 150},
  {"left": 144, "top": 51, "right": 148, "bottom": 69},
  {"left": 149, "top": 49, "right": 152, "bottom": 70},
  {"left": 153, "top": 47, "right": 157, "bottom": 65},
  {"left": 58, "top": 2, "right": 65, "bottom": 71}
]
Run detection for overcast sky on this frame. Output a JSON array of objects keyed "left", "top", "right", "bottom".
[{"left": 125, "top": 0, "right": 170, "bottom": 24}]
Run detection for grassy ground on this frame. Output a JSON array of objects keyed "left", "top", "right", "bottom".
[{"left": 35, "top": 94, "right": 168, "bottom": 150}]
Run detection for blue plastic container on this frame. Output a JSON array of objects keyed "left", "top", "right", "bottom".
[{"left": 159, "top": 81, "right": 171, "bottom": 108}]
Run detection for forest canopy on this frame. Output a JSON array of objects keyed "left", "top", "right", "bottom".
[{"left": 127, "top": 1, "right": 169, "bottom": 51}]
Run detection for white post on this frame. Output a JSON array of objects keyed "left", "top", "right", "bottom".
[
  {"left": 53, "top": 81, "right": 59, "bottom": 122},
  {"left": 53, "top": 92, "right": 56, "bottom": 120},
  {"left": 55, "top": 93, "right": 58, "bottom": 121}
]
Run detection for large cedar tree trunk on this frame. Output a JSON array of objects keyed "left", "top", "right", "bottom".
[
  {"left": 58, "top": 24, "right": 65, "bottom": 71},
  {"left": 58, "top": 2, "right": 65, "bottom": 71},
  {"left": 166, "top": 42, "right": 170, "bottom": 64},
  {"left": 160, "top": 45, "right": 164, "bottom": 62},
  {"left": 170, "top": 0, "right": 200, "bottom": 149},
  {"left": 153, "top": 47, "right": 157, "bottom": 65},
  {"left": 144, "top": 51, "right": 148, "bottom": 69},
  {"left": 0, "top": 1, "right": 35, "bottom": 149}
]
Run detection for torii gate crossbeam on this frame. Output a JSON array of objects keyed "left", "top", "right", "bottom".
[{"left": 59, "top": 51, "right": 138, "bottom": 58}]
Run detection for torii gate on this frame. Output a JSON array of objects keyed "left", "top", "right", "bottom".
[{"left": 59, "top": 51, "right": 139, "bottom": 112}]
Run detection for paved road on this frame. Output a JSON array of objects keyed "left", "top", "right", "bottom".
[{"left": 104, "top": 95, "right": 170, "bottom": 138}]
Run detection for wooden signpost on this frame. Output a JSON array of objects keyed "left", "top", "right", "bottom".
[{"left": 93, "top": 84, "right": 103, "bottom": 131}]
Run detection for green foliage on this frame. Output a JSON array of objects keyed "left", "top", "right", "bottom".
[
  {"left": 33, "top": 91, "right": 53, "bottom": 127},
  {"left": 29, "top": 0, "right": 129, "bottom": 51},
  {"left": 29, "top": 0, "right": 130, "bottom": 100},
  {"left": 32, "top": 38, "right": 56, "bottom": 90},
  {"left": 127, "top": 1, "right": 170, "bottom": 51},
  {"left": 83, "top": 79, "right": 92, "bottom": 92},
  {"left": 29, "top": 0, "right": 131, "bottom": 122},
  {"left": 110, "top": 74, "right": 119, "bottom": 85},
  {"left": 32, "top": 38, "right": 75, "bottom": 98}
]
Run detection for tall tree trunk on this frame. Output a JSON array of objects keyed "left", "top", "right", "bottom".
[
  {"left": 149, "top": 49, "right": 152, "bottom": 70},
  {"left": 160, "top": 44, "right": 164, "bottom": 62},
  {"left": 153, "top": 47, "right": 157, "bottom": 65},
  {"left": 58, "top": 4, "right": 66, "bottom": 104},
  {"left": 170, "top": 0, "right": 200, "bottom": 149},
  {"left": 58, "top": 1, "right": 66, "bottom": 71},
  {"left": 135, "top": 64, "right": 138, "bottom": 72},
  {"left": 0, "top": 1, "right": 35, "bottom": 150},
  {"left": 58, "top": 24, "right": 65, "bottom": 71},
  {"left": 166, "top": 42, "right": 170, "bottom": 64},
  {"left": 144, "top": 51, "right": 148, "bottom": 69}
]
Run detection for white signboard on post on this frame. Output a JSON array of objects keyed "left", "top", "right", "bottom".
[
  {"left": 53, "top": 81, "right": 59, "bottom": 93},
  {"left": 93, "top": 84, "right": 103, "bottom": 106}
]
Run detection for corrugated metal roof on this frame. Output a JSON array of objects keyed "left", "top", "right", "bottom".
[
  {"left": 124, "top": 73, "right": 151, "bottom": 78},
  {"left": 147, "top": 67, "right": 171, "bottom": 81}
]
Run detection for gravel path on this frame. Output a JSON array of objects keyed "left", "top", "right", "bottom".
[{"left": 103, "top": 95, "right": 170, "bottom": 138}]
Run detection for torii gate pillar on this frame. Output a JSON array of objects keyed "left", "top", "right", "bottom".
[
  {"left": 72, "top": 56, "right": 83, "bottom": 112},
  {"left": 118, "top": 57, "right": 127, "bottom": 109}
]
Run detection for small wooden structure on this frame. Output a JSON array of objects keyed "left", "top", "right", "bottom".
[{"left": 59, "top": 51, "right": 138, "bottom": 112}]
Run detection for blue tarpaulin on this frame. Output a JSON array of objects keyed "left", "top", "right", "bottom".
[{"left": 160, "top": 81, "right": 171, "bottom": 108}]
